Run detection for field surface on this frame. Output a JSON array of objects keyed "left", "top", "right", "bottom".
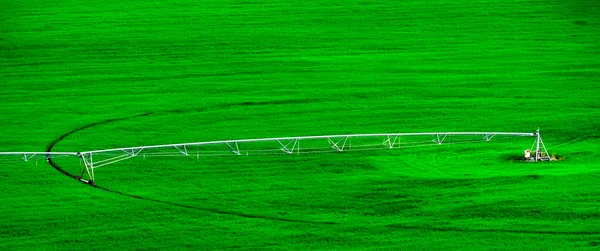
[{"left": 1, "top": 0, "right": 599, "bottom": 250}]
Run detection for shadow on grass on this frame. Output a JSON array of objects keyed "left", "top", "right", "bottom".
[
  {"left": 499, "top": 153, "right": 566, "bottom": 163},
  {"left": 499, "top": 154, "right": 529, "bottom": 163}
]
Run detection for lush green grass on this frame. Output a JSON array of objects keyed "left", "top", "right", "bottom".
[{"left": 1, "top": 0, "right": 599, "bottom": 249}]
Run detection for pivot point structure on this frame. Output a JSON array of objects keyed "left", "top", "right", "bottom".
[{"left": 526, "top": 128, "right": 553, "bottom": 162}]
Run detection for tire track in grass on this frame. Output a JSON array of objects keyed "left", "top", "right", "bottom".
[
  {"left": 45, "top": 109, "right": 339, "bottom": 225},
  {"left": 92, "top": 184, "right": 337, "bottom": 225},
  {"left": 45, "top": 112, "right": 155, "bottom": 177},
  {"left": 44, "top": 107, "right": 599, "bottom": 233},
  {"left": 386, "top": 224, "right": 600, "bottom": 236}
]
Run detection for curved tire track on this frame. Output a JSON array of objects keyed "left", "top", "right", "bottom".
[
  {"left": 44, "top": 108, "right": 600, "bottom": 234},
  {"left": 45, "top": 112, "right": 154, "bottom": 177},
  {"left": 45, "top": 110, "right": 338, "bottom": 225}
]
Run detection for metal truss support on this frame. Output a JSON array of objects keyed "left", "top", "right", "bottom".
[
  {"left": 123, "top": 148, "right": 144, "bottom": 157},
  {"left": 382, "top": 135, "right": 400, "bottom": 149},
  {"left": 174, "top": 145, "right": 189, "bottom": 156},
  {"left": 484, "top": 133, "right": 496, "bottom": 142},
  {"left": 78, "top": 149, "right": 144, "bottom": 185},
  {"left": 277, "top": 138, "right": 300, "bottom": 154},
  {"left": 92, "top": 154, "right": 136, "bottom": 169},
  {"left": 226, "top": 141, "right": 241, "bottom": 155},
  {"left": 22, "top": 153, "right": 37, "bottom": 162},
  {"left": 327, "top": 136, "right": 349, "bottom": 152},
  {"left": 78, "top": 153, "right": 95, "bottom": 186},
  {"left": 432, "top": 133, "right": 448, "bottom": 144}
]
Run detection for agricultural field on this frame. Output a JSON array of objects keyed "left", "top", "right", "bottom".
[{"left": 1, "top": 0, "right": 599, "bottom": 249}]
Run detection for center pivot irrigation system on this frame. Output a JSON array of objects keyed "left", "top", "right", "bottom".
[{"left": 0, "top": 129, "right": 552, "bottom": 186}]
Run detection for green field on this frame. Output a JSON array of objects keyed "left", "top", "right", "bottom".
[{"left": 1, "top": 0, "right": 599, "bottom": 249}]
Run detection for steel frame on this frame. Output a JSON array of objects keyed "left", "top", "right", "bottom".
[
  {"left": 0, "top": 130, "right": 552, "bottom": 185},
  {"left": 79, "top": 132, "right": 534, "bottom": 155},
  {"left": 277, "top": 138, "right": 300, "bottom": 154},
  {"left": 530, "top": 128, "right": 551, "bottom": 161}
]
